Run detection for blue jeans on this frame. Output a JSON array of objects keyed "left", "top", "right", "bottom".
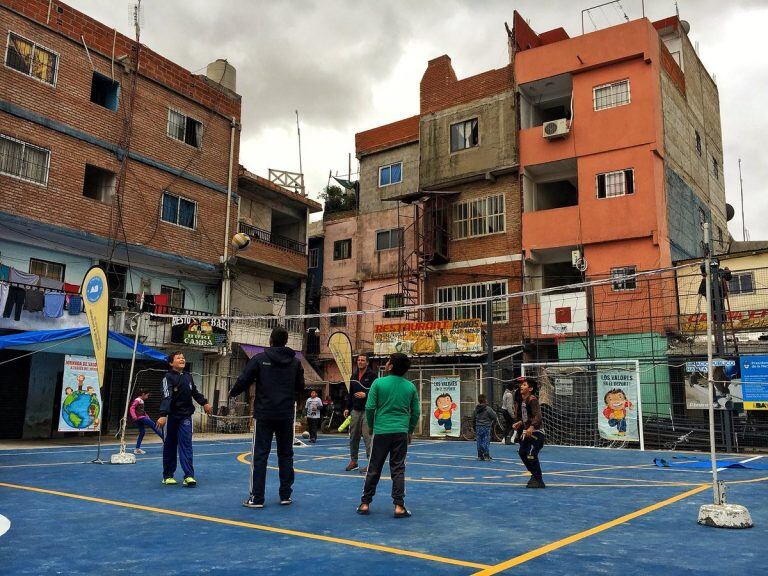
[
  {"left": 438, "top": 417, "right": 452, "bottom": 431},
  {"left": 476, "top": 425, "right": 491, "bottom": 457},
  {"left": 608, "top": 418, "right": 627, "bottom": 434},
  {"left": 163, "top": 415, "right": 194, "bottom": 479},
  {"left": 135, "top": 416, "right": 163, "bottom": 449}
]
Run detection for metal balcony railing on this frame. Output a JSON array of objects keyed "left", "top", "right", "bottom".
[{"left": 238, "top": 222, "right": 306, "bottom": 255}]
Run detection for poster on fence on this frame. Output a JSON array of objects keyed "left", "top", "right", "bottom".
[
  {"left": 739, "top": 356, "right": 768, "bottom": 410},
  {"left": 58, "top": 355, "right": 102, "bottom": 432},
  {"left": 684, "top": 359, "right": 741, "bottom": 410},
  {"left": 596, "top": 370, "right": 638, "bottom": 441},
  {"left": 430, "top": 376, "right": 461, "bottom": 437}
]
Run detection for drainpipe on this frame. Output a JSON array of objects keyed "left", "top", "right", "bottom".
[{"left": 222, "top": 116, "right": 237, "bottom": 317}]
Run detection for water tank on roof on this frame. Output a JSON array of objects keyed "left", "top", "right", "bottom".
[{"left": 206, "top": 59, "right": 236, "bottom": 93}]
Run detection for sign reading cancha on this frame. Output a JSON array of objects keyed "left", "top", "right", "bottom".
[{"left": 374, "top": 319, "right": 482, "bottom": 356}]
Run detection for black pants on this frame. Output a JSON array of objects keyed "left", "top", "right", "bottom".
[
  {"left": 361, "top": 432, "right": 408, "bottom": 506},
  {"left": 518, "top": 431, "right": 545, "bottom": 481},
  {"left": 502, "top": 411, "right": 515, "bottom": 439},
  {"left": 250, "top": 417, "right": 294, "bottom": 503},
  {"left": 306, "top": 417, "right": 320, "bottom": 440},
  {"left": 2, "top": 286, "right": 25, "bottom": 321}
]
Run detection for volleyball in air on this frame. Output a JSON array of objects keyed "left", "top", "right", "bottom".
[{"left": 232, "top": 232, "right": 251, "bottom": 250}]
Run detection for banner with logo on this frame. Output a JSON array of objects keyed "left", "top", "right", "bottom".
[
  {"left": 684, "top": 359, "right": 741, "bottom": 410},
  {"left": 597, "top": 370, "right": 639, "bottom": 441},
  {"left": 59, "top": 355, "right": 102, "bottom": 432},
  {"left": 739, "top": 356, "right": 768, "bottom": 410},
  {"left": 328, "top": 331, "right": 353, "bottom": 391},
  {"left": 170, "top": 316, "right": 228, "bottom": 347},
  {"left": 430, "top": 376, "right": 461, "bottom": 437},
  {"left": 81, "top": 266, "right": 108, "bottom": 389},
  {"left": 681, "top": 309, "right": 768, "bottom": 332},
  {"left": 374, "top": 319, "right": 482, "bottom": 356}
]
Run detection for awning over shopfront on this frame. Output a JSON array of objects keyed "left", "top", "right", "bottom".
[{"left": 0, "top": 327, "right": 168, "bottom": 361}]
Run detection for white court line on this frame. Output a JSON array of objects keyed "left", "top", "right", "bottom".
[
  {"left": 716, "top": 455, "right": 764, "bottom": 473},
  {"left": 0, "top": 450, "right": 245, "bottom": 468}
]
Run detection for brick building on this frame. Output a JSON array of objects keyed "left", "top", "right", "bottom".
[{"left": 0, "top": 0, "right": 240, "bottom": 438}]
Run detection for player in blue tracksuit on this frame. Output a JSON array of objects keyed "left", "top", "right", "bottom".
[{"left": 157, "top": 351, "right": 212, "bottom": 487}]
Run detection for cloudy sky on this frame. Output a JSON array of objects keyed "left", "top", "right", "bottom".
[{"left": 66, "top": 0, "right": 767, "bottom": 239}]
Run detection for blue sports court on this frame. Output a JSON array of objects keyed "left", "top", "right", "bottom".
[{"left": 0, "top": 436, "right": 766, "bottom": 575}]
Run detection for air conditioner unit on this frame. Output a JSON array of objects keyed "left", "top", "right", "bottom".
[{"left": 542, "top": 119, "right": 570, "bottom": 140}]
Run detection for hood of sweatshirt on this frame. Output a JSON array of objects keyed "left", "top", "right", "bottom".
[{"left": 265, "top": 346, "right": 296, "bottom": 366}]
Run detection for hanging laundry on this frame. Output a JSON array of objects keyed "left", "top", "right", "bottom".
[
  {"left": 38, "top": 277, "right": 64, "bottom": 290},
  {"left": 142, "top": 294, "right": 155, "bottom": 313},
  {"left": 0, "top": 282, "right": 9, "bottom": 315},
  {"left": 0, "top": 264, "right": 9, "bottom": 282},
  {"left": 9, "top": 268, "right": 40, "bottom": 286},
  {"left": 153, "top": 293, "right": 170, "bottom": 313},
  {"left": 63, "top": 283, "right": 80, "bottom": 294},
  {"left": 2, "top": 286, "right": 26, "bottom": 321},
  {"left": 24, "top": 289, "right": 45, "bottom": 312},
  {"left": 44, "top": 292, "right": 65, "bottom": 319},
  {"left": 68, "top": 295, "right": 83, "bottom": 315}
]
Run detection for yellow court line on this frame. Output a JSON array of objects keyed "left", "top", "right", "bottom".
[
  {"left": 0, "top": 481, "right": 488, "bottom": 571},
  {"left": 471, "top": 484, "right": 710, "bottom": 576}
]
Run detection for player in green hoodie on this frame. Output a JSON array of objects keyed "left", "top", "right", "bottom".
[{"left": 356, "top": 352, "right": 420, "bottom": 518}]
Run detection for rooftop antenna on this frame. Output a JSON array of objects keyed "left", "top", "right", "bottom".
[
  {"left": 738, "top": 158, "right": 748, "bottom": 241},
  {"left": 131, "top": 0, "right": 143, "bottom": 42},
  {"left": 295, "top": 110, "right": 304, "bottom": 176}
]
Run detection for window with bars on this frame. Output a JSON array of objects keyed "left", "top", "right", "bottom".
[
  {"left": 308, "top": 248, "right": 319, "bottom": 269},
  {"left": 333, "top": 239, "right": 352, "bottom": 260},
  {"left": 379, "top": 162, "right": 402, "bottom": 187},
  {"left": 596, "top": 169, "right": 634, "bottom": 199},
  {"left": 450, "top": 118, "right": 479, "bottom": 152},
  {"left": 329, "top": 306, "right": 347, "bottom": 327},
  {"left": 376, "top": 228, "right": 404, "bottom": 251},
  {"left": 161, "top": 192, "right": 197, "bottom": 229},
  {"left": 611, "top": 266, "right": 637, "bottom": 291},
  {"left": 728, "top": 272, "right": 754, "bottom": 295},
  {"left": 383, "top": 293, "right": 405, "bottom": 318},
  {"left": 0, "top": 134, "right": 50, "bottom": 185},
  {"left": 593, "top": 79, "right": 630, "bottom": 111},
  {"left": 29, "top": 258, "right": 64, "bottom": 282},
  {"left": 167, "top": 109, "right": 203, "bottom": 148},
  {"left": 452, "top": 194, "right": 505, "bottom": 239},
  {"left": 5, "top": 32, "right": 58, "bottom": 85},
  {"left": 160, "top": 285, "right": 186, "bottom": 309},
  {"left": 436, "top": 280, "right": 508, "bottom": 323}
]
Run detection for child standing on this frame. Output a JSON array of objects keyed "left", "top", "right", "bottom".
[
  {"left": 130, "top": 389, "right": 164, "bottom": 454},
  {"left": 512, "top": 376, "right": 546, "bottom": 488},
  {"left": 473, "top": 394, "right": 499, "bottom": 460},
  {"left": 157, "top": 352, "right": 212, "bottom": 487},
  {"left": 304, "top": 390, "right": 323, "bottom": 443}
]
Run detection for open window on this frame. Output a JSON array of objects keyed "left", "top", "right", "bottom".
[
  {"left": 90, "top": 72, "right": 120, "bottom": 111},
  {"left": 82, "top": 164, "right": 115, "bottom": 203}
]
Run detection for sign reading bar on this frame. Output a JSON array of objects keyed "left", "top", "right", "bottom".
[
  {"left": 374, "top": 319, "right": 482, "bottom": 356},
  {"left": 171, "top": 316, "right": 229, "bottom": 347}
]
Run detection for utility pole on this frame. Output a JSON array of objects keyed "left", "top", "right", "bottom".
[
  {"left": 486, "top": 300, "right": 495, "bottom": 406},
  {"left": 738, "top": 158, "right": 746, "bottom": 241},
  {"left": 295, "top": 110, "right": 303, "bottom": 176}
]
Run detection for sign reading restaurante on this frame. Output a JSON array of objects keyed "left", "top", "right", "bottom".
[{"left": 374, "top": 319, "right": 483, "bottom": 356}]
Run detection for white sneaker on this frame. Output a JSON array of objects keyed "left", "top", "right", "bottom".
[{"left": 133, "top": 448, "right": 145, "bottom": 455}]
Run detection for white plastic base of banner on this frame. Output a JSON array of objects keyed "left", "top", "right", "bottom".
[
  {"left": 110, "top": 451, "right": 136, "bottom": 464},
  {"left": 697, "top": 503, "right": 753, "bottom": 529},
  {"left": 293, "top": 437, "right": 308, "bottom": 448}
]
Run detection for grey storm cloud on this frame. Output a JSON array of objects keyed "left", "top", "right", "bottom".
[{"left": 64, "top": 0, "right": 768, "bottom": 239}]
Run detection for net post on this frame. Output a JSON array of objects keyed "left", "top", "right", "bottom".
[{"left": 634, "top": 359, "right": 644, "bottom": 451}]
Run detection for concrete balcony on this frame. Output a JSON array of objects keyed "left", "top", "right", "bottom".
[
  {"left": 237, "top": 222, "right": 308, "bottom": 277},
  {"left": 519, "top": 125, "right": 575, "bottom": 168},
  {"left": 522, "top": 205, "right": 581, "bottom": 251}
]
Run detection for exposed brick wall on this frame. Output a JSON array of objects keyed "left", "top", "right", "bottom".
[
  {"left": 660, "top": 40, "right": 685, "bottom": 95},
  {"left": 2, "top": 0, "right": 240, "bottom": 117},
  {"left": 420, "top": 56, "right": 513, "bottom": 116},
  {"left": 0, "top": 4, "right": 240, "bottom": 266},
  {"left": 355, "top": 115, "right": 419, "bottom": 157}
]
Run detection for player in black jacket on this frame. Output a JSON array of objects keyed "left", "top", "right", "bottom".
[
  {"left": 230, "top": 327, "right": 305, "bottom": 508},
  {"left": 512, "top": 375, "right": 546, "bottom": 488},
  {"left": 157, "top": 351, "right": 212, "bottom": 487}
]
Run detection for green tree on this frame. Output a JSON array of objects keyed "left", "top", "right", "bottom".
[{"left": 320, "top": 184, "right": 356, "bottom": 213}]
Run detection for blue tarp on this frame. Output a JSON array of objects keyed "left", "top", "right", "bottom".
[
  {"left": 654, "top": 456, "right": 768, "bottom": 470},
  {"left": 0, "top": 327, "right": 167, "bottom": 362}
]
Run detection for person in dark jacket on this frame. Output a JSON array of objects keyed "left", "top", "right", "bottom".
[
  {"left": 473, "top": 394, "right": 499, "bottom": 461},
  {"left": 157, "top": 351, "right": 212, "bottom": 487},
  {"left": 512, "top": 375, "right": 546, "bottom": 488},
  {"left": 229, "top": 327, "right": 305, "bottom": 508},
  {"left": 343, "top": 354, "right": 376, "bottom": 472}
]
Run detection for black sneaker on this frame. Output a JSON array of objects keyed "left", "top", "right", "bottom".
[
  {"left": 526, "top": 478, "right": 546, "bottom": 489},
  {"left": 243, "top": 497, "right": 264, "bottom": 508},
  {"left": 280, "top": 498, "right": 292, "bottom": 506}
]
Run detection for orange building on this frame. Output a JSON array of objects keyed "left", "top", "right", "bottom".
[{"left": 514, "top": 12, "right": 727, "bottom": 343}]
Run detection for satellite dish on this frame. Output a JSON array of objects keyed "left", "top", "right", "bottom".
[
  {"left": 680, "top": 20, "right": 691, "bottom": 34},
  {"left": 726, "top": 203, "right": 735, "bottom": 222}
]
